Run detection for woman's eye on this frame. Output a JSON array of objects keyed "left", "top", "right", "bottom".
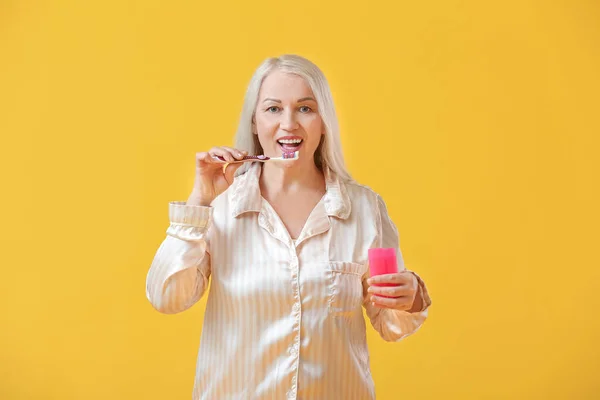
[
  {"left": 299, "top": 106, "right": 312, "bottom": 113},
  {"left": 267, "top": 106, "right": 280, "bottom": 113}
]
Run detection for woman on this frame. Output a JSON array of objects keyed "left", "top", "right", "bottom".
[{"left": 146, "top": 54, "right": 432, "bottom": 400}]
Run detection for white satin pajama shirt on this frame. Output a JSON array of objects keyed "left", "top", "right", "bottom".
[{"left": 146, "top": 162, "right": 431, "bottom": 400}]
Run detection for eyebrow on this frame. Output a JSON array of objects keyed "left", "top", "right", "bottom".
[{"left": 262, "top": 97, "right": 317, "bottom": 103}]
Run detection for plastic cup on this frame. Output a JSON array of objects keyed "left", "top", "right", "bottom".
[{"left": 368, "top": 248, "right": 398, "bottom": 296}]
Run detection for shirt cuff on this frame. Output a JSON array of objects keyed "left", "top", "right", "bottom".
[{"left": 168, "top": 201, "right": 212, "bottom": 228}]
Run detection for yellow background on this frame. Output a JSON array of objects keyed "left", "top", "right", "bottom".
[{"left": 1, "top": 0, "right": 599, "bottom": 399}]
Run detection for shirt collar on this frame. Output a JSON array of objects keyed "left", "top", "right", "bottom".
[{"left": 229, "top": 162, "right": 351, "bottom": 219}]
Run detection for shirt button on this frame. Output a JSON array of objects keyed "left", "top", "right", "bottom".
[
  {"left": 288, "top": 347, "right": 297, "bottom": 356},
  {"left": 292, "top": 303, "right": 300, "bottom": 312}
]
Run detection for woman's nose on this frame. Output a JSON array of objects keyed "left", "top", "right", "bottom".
[{"left": 280, "top": 109, "right": 299, "bottom": 131}]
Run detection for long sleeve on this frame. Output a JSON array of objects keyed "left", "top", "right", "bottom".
[
  {"left": 146, "top": 201, "right": 212, "bottom": 315},
  {"left": 362, "top": 194, "right": 432, "bottom": 342}
]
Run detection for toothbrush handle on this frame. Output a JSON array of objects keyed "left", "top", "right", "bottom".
[{"left": 213, "top": 155, "right": 271, "bottom": 163}]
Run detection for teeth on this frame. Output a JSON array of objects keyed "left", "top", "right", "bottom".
[{"left": 278, "top": 139, "right": 302, "bottom": 144}]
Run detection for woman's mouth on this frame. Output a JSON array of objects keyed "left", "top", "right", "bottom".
[{"left": 277, "top": 138, "right": 303, "bottom": 153}]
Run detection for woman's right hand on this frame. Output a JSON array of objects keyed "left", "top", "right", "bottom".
[{"left": 186, "top": 146, "right": 248, "bottom": 206}]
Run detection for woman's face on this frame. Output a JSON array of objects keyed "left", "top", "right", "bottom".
[{"left": 254, "top": 70, "right": 324, "bottom": 166}]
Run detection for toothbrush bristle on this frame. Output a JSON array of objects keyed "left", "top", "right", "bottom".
[{"left": 282, "top": 151, "right": 299, "bottom": 159}]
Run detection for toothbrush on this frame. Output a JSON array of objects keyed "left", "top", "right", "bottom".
[{"left": 213, "top": 151, "right": 299, "bottom": 163}]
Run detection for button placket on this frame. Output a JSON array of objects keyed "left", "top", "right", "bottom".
[{"left": 289, "top": 244, "right": 301, "bottom": 400}]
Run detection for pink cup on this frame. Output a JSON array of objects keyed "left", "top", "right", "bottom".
[{"left": 368, "top": 248, "right": 398, "bottom": 296}]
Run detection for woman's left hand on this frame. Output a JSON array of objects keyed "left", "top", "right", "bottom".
[{"left": 367, "top": 271, "right": 419, "bottom": 311}]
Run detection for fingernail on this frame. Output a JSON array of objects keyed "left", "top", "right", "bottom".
[{"left": 367, "top": 287, "right": 373, "bottom": 293}]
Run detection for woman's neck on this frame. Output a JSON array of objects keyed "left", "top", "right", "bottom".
[{"left": 260, "top": 161, "right": 325, "bottom": 197}]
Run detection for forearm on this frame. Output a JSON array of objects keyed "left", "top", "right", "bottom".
[
  {"left": 146, "top": 201, "right": 213, "bottom": 314},
  {"left": 146, "top": 236, "right": 210, "bottom": 314}
]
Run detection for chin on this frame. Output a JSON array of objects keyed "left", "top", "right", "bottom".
[{"left": 281, "top": 160, "right": 298, "bottom": 168}]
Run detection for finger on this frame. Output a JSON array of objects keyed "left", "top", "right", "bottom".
[
  {"left": 368, "top": 285, "right": 413, "bottom": 298},
  {"left": 371, "top": 295, "right": 412, "bottom": 310},
  {"left": 223, "top": 162, "right": 244, "bottom": 184},
  {"left": 367, "top": 272, "right": 411, "bottom": 286},
  {"left": 208, "top": 147, "right": 235, "bottom": 162},
  {"left": 196, "top": 151, "right": 223, "bottom": 167},
  {"left": 221, "top": 146, "right": 246, "bottom": 160},
  {"left": 209, "top": 147, "right": 234, "bottom": 162}
]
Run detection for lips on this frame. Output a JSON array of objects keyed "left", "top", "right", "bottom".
[{"left": 276, "top": 136, "right": 303, "bottom": 153}]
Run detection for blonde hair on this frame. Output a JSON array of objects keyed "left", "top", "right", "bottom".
[{"left": 233, "top": 54, "right": 352, "bottom": 182}]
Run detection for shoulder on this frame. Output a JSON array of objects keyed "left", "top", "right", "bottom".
[
  {"left": 210, "top": 189, "right": 230, "bottom": 209},
  {"left": 344, "top": 180, "right": 383, "bottom": 205},
  {"left": 208, "top": 181, "right": 239, "bottom": 214},
  {"left": 211, "top": 166, "right": 262, "bottom": 217},
  {"left": 341, "top": 180, "right": 386, "bottom": 222}
]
